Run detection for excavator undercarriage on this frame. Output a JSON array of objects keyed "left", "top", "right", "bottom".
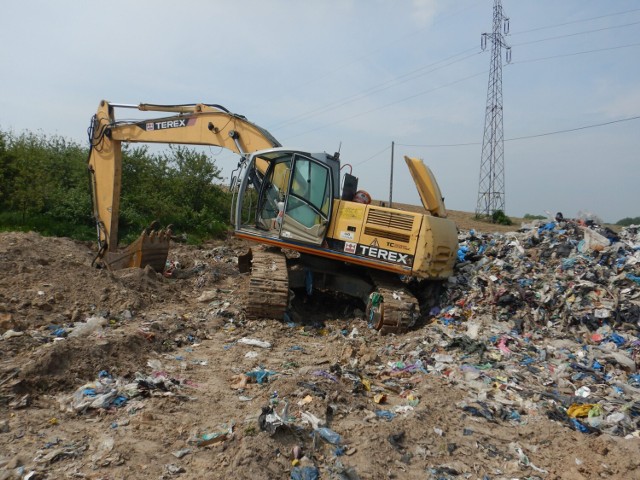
[{"left": 240, "top": 247, "right": 422, "bottom": 334}]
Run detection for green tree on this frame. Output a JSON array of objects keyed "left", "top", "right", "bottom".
[
  {"left": 43, "top": 135, "right": 92, "bottom": 227},
  {"left": 0, "top": 131, "right": 17, "bottom": 209},
  {"left": 116, "top": 145, "right": 174, "bottom": 242},
  {"left": 162, "top": 145, "right": 229, "bottom": 236},
  {"left": 0, "top": 127, "right": 232, "bottom": 243},
  {"left": 6, "top": 131, "right": 56, "bottom": 222}
]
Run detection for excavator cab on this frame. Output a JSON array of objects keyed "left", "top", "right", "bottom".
[{"left": 235, "top": 149, "right": 336, "bottom": 247}]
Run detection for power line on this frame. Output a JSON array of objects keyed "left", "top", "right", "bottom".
[
  {"left": 505, "top": 115, "right": 640, "bottom": 142},
  {"left": 510, "top": 7, "right": 640, "bottom": 36},
  {"left": 254, "top": 0, "right": 486, "bottom": 110},
  {"left": 283, "top": 33, "right": 640, "bottom": 145},
  {"left": 353, "top": 145, "right": 391, "bottom": 167},
  {"left": 509, "top": 41, "right": 640, "bottom": 64},
  {"left": 282, "top": 42, "right": 637, "bottom": 144},
  {"left": 396, "top": 115, "right": 640, "bottom": 148},
  {"left": 269, "top": 8, "right": 640, "bottom": 143},
  {"left": 511, "top": 20, "right": 640, "bottom": 47},
  {"left": 269, "top": 48, "right": 481, "bottom": 130},
  {"left": 275, "top": 24, "right": 640, "bottom": 138},
  {"left": 281, "top": 70, "right": 488, "bottom": 141},
  {"left": 398, "top": 141, "right": 481, "bottom": 148}
]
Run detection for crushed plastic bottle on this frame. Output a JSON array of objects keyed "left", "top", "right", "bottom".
[{"left": 314, "top": 427, "right": 341, "bottom": 445}]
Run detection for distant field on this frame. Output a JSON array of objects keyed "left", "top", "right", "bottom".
[
  {"left": 445, "top": 209, "right": 525, "bottom": 233},
  {"left": 376, "top": 200, "right": 526, "bottom": 233},
  {"left": 384, "top": 202, "right": 622, "bottom": 234}
]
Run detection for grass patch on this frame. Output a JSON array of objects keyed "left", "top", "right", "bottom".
[{"left": 0, "top": 212, "right": 94, "bottom": 241}]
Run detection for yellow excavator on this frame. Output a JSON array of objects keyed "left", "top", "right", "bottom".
[{"left": 87, "top": 101, "right": 458, "bottom": 333}]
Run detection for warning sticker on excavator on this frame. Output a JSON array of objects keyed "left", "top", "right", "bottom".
[
  {"left": 340, "top": 231, "right": 355, "bottom": 241},
  {"left": 339, "top": 206, "right": 364, "bottom": 220},
  {"left": 344, "top": 242, "right": 357, "bottom": 254}
]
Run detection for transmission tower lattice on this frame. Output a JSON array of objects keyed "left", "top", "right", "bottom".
[{"left": 476, "top": 0, "right": 511, "bottom": 218}]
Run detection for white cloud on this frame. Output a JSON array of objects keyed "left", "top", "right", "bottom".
[
  {"left": 411, "top": 0, "right": 439, "bottom": 27},
  {"left": 601, "top": 87, "right": 640, "bottom": 119}
]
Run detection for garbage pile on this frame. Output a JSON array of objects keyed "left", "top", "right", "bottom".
[
  {"left": 58, "top": 365, "right": 195, "bottom": 414},
  {"left": 427, "top": 219, "right": 640, "bottom": 437},
  {"left": 205, "top": 219, "right": 640, "bottom": 478},
  {"left": 2, "top": 225, "right": 640, "bottom": 479}
]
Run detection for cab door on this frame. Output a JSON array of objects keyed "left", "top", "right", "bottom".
[{"left": 280, "top": 155, "right": 332, "bottom": 246}]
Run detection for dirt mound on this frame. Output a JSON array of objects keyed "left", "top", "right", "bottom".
[
  {"left": 0, "top": 231, "right": 154, "bottom": 330},
  {"left": 1, "top": 231, "right": 639, "bottom": 479}
]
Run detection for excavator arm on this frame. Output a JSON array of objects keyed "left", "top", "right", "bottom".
[{"left": 87, "top": 100, "right": 280, "bottom": 270}]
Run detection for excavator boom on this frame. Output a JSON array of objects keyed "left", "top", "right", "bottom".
[{"left": 87, "top": 100, "right": 280, "bottom": 270}]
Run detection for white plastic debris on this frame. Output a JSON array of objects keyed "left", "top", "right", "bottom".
[
  {"left": 238, "top": 337, "right": 272, "bottom": 348},
  {"left": 68, "top": 316, "right": 107, "bottom": 338}
]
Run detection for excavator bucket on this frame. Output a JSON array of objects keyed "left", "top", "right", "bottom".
[{"left": 103, "top": 227, "right": 172, "bottom": 272}]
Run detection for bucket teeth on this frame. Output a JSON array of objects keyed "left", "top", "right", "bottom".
[{"left": 104, "top": 224, "right": 171, "bottom": 271}]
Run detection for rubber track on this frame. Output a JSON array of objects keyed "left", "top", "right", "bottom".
[
  {"left": 369, "top": 273, "right": 419, "bottom": 335},
  {"left": 245, "top": 250, "right": 289, "bottom": 320}
]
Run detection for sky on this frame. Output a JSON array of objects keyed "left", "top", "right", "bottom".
[{"left": 1, "top": 0, "right": 639, "bottom": 223}]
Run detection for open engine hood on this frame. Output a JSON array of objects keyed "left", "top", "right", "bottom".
[{"left": 404, "top": 156, "right": 447, "bottom": 218}]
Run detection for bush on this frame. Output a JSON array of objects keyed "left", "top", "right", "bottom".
[
  {"left": 491, "top": 210, "right": 513, "bottom": 225},
  {"left": 523, "top": 213, "right": 546, "bottom": 220},
  {"left": 0, "top": 128, "right": 233, "bottom": 245},
  {"left": 616, "top": 217, "right": 640, "bottom": 226}
]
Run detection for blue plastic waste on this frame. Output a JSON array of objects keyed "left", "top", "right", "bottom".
[
  {"left": 52, "top": 328, "right": 67, "bottom": 337},
  {"left": 246, "top": 368, "right": 276, "bottom": 385},
  {"left": 628, "top": 374, "right": 640, "bottom": 387},
  {"left": 314, "top": 427, "right": 341, "bottom": 445},
  {"left": 112, "top": 395, "right": 128, "bottom": 407},
  {"left": 626, "top": 273, "right": 640, "bottom": 285},
  {"left": 571, "top": 418, "right": 589, "bottom": 433},
  {"left": 607, "top": 333, "right": 626, "bottom": 346},
  {"left": 538, "top": 222, "right": 555, "bottom": 234},
  {"left": 291, "top": 466, "right": 319, "bottom": 480},
  {"left": 375, "top": 410, "right": 396, "bottom": 421},
  {"left": 305, "top": 269, "right": 313, "bottom": 296},
  {"left": 457, "top": 246, "right": 469, "bottom": 262}
]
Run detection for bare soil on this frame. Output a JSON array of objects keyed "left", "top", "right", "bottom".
[{"left": 1, "top": 226, "right": 639, "bottom": 480}]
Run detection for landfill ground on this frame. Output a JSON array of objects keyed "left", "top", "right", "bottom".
[{"left": 1, "top": 213, "right": 639, "bottom": 480}]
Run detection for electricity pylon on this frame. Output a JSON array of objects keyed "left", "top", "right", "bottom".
[{"left": 476, "top": 0, "right": 511, "bottom": 218}]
